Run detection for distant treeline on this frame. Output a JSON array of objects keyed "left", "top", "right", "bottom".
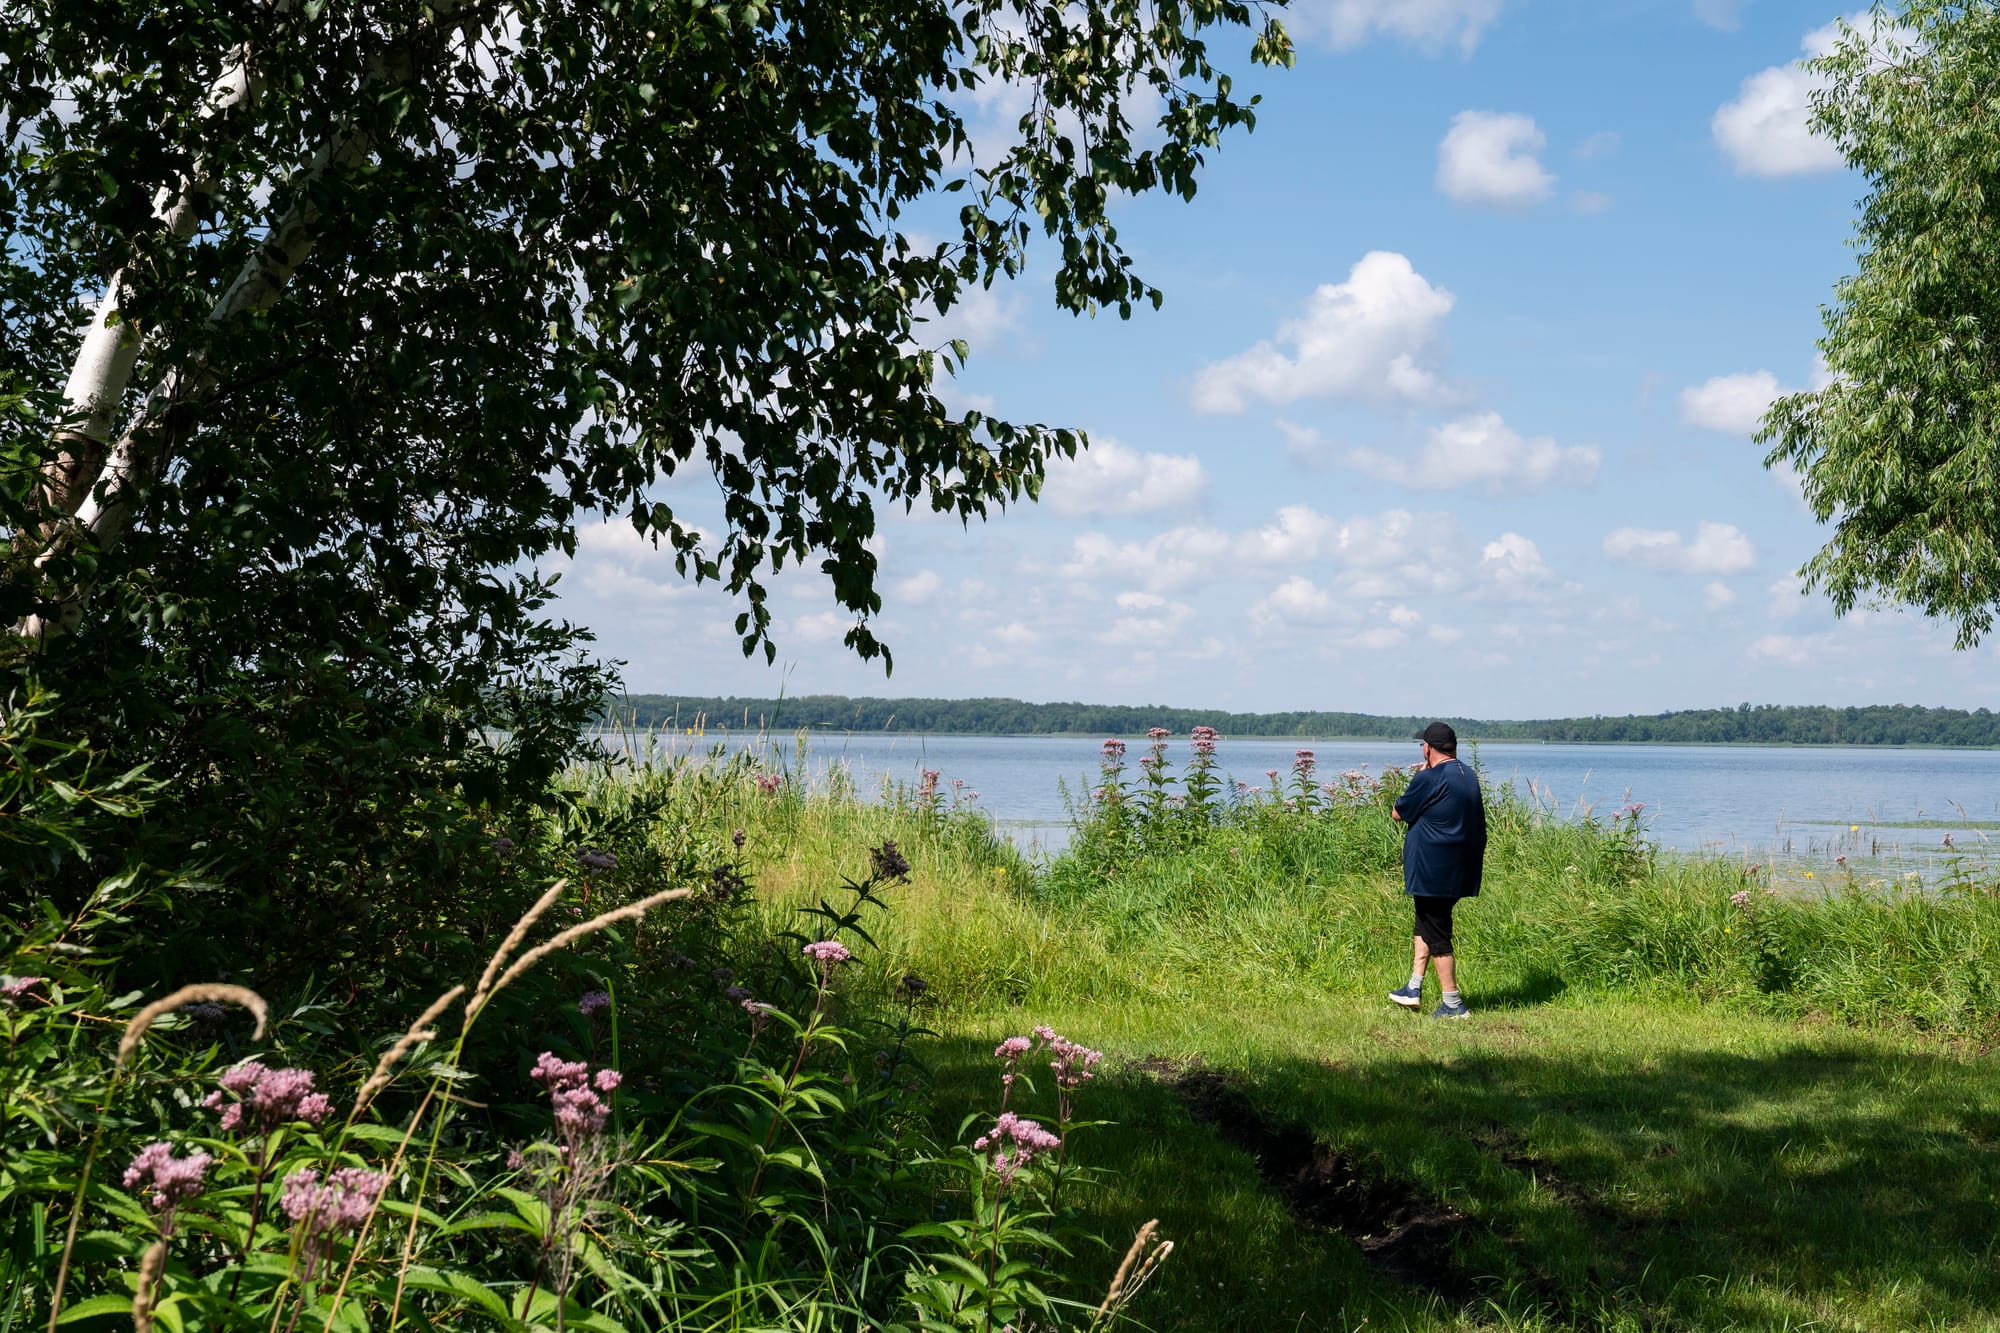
[{"left": 608, "top": 695, "right": 2000, "bottom": 747}]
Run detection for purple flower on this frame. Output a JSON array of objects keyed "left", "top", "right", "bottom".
[
  {"left": 974, "top": 1111, "right": 1063, "bottom": 1187},
  {"left": 530, "top": 1051, "right": 619, "bottom": 1138},
  {"left": 181, "top": 1001, "right": 227, "bottom": 1025},
  {"left": 802, "top": 940, "right": 852, "bottom": 966},
  {"left": 741, "top": 998, "right": 776, "bottom": 1035},
  {"left": 207, "top": 1062, "right": 334, "bottom": 1134},
  {"left": 578, "top": 990, "right": 612, "bottom": 1017},
  {"left": 124, "top": 1143, "right": 212, "bottom": 1213},
  {"left": 754, "top": 773, "right": 783, "bottom": 796},
  {"left": 723, "top": 984, "right": 752, "bottom": 1002},
  {"left": 900, "top": 973, "right": 929, "bottom": 998},
  {"left": 0, "top": 975, "right": 41, "bottom": 1004},
  {"left": 280, "top": 1167, "right": 386, "bottom": 1236},
  {"left": 731, "top": 827, "right": 747, "bottom": 849},
  {"left": 577, "top": 848, "right": 619, "bottom": 872},
  {"left": 871, "top": 841, "right": 912, "bottom": 881},
  {"left": 530, "top": 1052, "right": 591, "bottom": 1091},
  {"left": 491, "top": 835, "right": 517, "bottom": 856},
  {"left": 1942, "top": 832, "right": 1955, "bottom": 847},
  {"left": 1835, "top": 854, "right": 1848, "bottom": 865}
]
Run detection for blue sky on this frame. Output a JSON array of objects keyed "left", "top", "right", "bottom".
[{"left": 544, "top": 0, "right": 2000, "bottom": 718}]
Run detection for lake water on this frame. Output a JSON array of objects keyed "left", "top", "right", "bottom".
[{"left": 609, "top": 730, "right": 2000, "bottom": 881}]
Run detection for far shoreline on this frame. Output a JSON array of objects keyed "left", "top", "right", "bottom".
[{"left": 593, "top": 726, "right": 2000, "bottom": 752}]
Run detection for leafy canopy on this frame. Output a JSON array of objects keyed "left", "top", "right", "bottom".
[
  {"left": 1764, "top": 1, "right": 2000, "bottom": 647},
  {"left": 0, "top": 0, "right": 1288, "bottom": 932},
  {"left": 1, "top": 0, "right": 1289, "bottom": 673}
]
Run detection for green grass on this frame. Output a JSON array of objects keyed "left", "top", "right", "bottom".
[{"left": 628, "top": 748, "right": 2000, "bottom": 1331}]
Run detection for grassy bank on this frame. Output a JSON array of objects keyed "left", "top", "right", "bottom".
[{"left": 704, "top": 747, "right": 2000, "bottom": 1331}]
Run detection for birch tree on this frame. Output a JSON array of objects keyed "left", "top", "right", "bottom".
[{"left": 2, "top": 0, "right": 1289, "bottom": 686}]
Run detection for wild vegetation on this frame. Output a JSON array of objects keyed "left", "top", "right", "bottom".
[
  {"left": 15, "top": 720, "right": 1996, "bottom": 1331},
  {"left": 619, "top": 694, "right": 2000, "bottom": 747}
]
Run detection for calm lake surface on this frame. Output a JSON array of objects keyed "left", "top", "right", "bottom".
[{"left": 611, "top": 731, "right": 2000, "bottom": 879}]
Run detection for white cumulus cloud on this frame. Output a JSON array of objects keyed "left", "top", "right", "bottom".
[
  {"left": 1287, "top": 0, "right": 1501, "bottom": 53},
  {"left": 1680, "top": 370, "right": 1792, "bottom": 435},
  {"left": 1055, "top": 526, "right": 1233, "bottom": 592},
  {"left": 1348, "top": 411, "right": 1598, "bottom": 494},
  {"left": 1479, "top": 532, "right": 1554, "bottom": 599},
  {"left": 1436, "top": 111, "right": 1556, "bottom": 210},
  {"left": 1043, "top": 437, "right": 1208, "bottom": 516},
  {"left": 1603, "top": 521, "right": 1757, "bottom": 575},
  {"left": 1713, "top": 14, "right": 1884, "bottom": 177},
  {"left": 1250, "top": 575, "right": 1346, "bottom": 629},
  {"left": 1192, "top": 252, "right": 1455, "bottom": 414},
  {"left": 1703, "top": 580, "right": 1739, "bottom": 609},
  {"left": 1748, "top": 632, "right": 1827, "bottom": 665},
  {"left": 894, "top": 569, "right": 943, "bottom": 605}
]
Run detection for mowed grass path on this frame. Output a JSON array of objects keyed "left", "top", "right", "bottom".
[{"left": 732, "top": 784, "right": 2000, "bottom": 1332}]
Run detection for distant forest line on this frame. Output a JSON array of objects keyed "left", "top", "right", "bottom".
[{"left": 608, "top": 695, "right": 2000, "bottom": 748}]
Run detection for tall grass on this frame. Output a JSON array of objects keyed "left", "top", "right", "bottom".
[{"left": 712, "top": 736, "right": 2000, "bottom": 1038}]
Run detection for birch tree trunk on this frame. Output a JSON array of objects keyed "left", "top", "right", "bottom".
[
  {"left": 20, "top": 4, "right": 475, "bottom": 640},
  {"left": 40, "top": 48, "right": 261, "bottom": 523}
]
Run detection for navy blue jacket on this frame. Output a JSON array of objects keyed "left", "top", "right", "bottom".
[{"left": 1393, "top": 759, "right": 1487, "bottom": 898}]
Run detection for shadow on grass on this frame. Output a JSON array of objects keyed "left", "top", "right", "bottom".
[
  {"left": 1461, "top": 967, "right": 1568, "bottom": 1012},
  {"left": 926, "top": 1027, "right": 2000, "bottom": 1332}
]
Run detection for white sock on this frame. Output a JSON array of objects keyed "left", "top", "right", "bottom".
[
  {"left": 1442, "top": 989, "right": 1462, "bottom": 1006},
  {"left": 1408, "top": 972, "right": 1425, "bottom": 990}
]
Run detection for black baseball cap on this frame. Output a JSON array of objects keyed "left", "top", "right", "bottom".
[{"left": 1415, "top": 721, "right": 1456, "bottom": 749}]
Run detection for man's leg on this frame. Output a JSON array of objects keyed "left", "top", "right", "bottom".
[
  {"left": 1429, "top": 899, "right": 1468, "bottom": 1017},
  {"left": 1390, "top": 903, "right": 1432, "bottom": 1007}
]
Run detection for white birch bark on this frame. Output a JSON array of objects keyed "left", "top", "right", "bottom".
[
  {"left": 20, "top": 0, "right": 493, "bottom": 640},
  {"left": 44, "top": 50, "right": 263, "bottom": 517}
]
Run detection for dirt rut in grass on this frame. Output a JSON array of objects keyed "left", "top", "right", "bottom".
[{"left": 1148, "top": 1062, "right": 1476, "bottom": 1298}]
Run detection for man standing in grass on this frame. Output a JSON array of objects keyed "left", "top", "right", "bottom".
[{"left": 1388, "top": 722, "right": 1486, "bottom": 1019}]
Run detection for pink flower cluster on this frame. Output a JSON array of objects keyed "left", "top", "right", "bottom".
[
  {"left": 124, "top": 1143, "right": 213, "bottom": 1212},
  {"left": 754, "top": 773, "right": 783, "bottom": 796},
  {"left": 803, "top": 939, "right": 851, "bottom": 981},
  {"left": 1190, "top": 725, "right": 1218, "bottom": 757},
  {"left": 973, "top": 1111, "right": 1062, "bottom": 1187},
  {"left": 1034, "top": 1025, "right": 1103, "bottom": 1094},
  {"left": 1729, "top": 890, "right": 1753, "bottom": 909},
  {"left": 1, "top": 975, "right": 42, "bottom": 1003},
  {"left": 1146, "top": 727, "right": 1170, "bottom": 740},
  {"left": 1101, "top": 738, "right": 1126, "bottom": 759},
  {"left": 531, "top": 1052, "right": 622, "bottom": 1137},
  {"left": 280, "top": 1166, "right": 386, "bottom": 1235},
  {"left": 205, "top": 1062, "right": 333, "bottom": 1134}
]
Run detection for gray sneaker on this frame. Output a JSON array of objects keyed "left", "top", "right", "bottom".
[
  {"left": 1431, "top": 998, "right": 1470, "bottom": 1019},
  {"left": 1388, "top": 981, "right": 1423, "bottom": 1008}
]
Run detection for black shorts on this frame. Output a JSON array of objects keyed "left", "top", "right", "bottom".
[{"left": 1412, "top": 896, "right": 1459, "bottom": 954}]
